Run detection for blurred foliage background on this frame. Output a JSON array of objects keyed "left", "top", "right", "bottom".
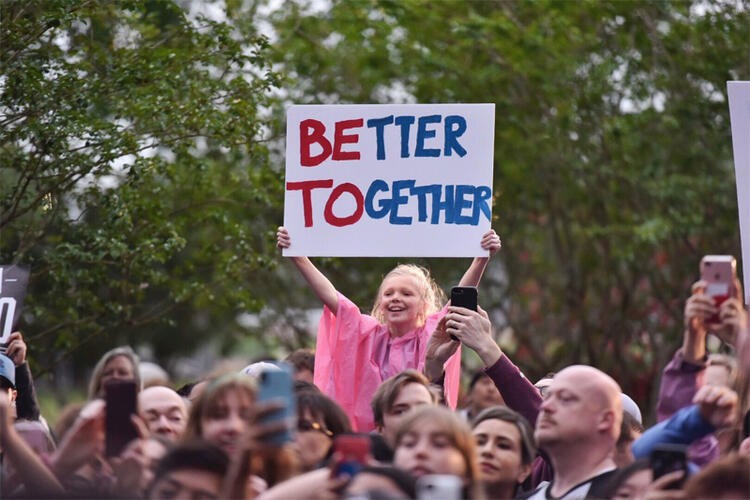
[{"left": 2, "top": 0, "right": 749, "bottom": 422}]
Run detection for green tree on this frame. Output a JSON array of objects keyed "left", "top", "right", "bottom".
[
  {"left": 265, "top": 0, "right": 750, "bottom": 413},
  {"left": 1, "top": 0, "right": 283, "bottom": 372}
]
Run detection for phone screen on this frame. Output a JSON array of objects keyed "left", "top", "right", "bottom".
[{"left": 104, "top": 380, "right": 139, "bottom": 457}]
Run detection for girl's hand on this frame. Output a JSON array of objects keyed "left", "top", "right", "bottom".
[
  {"left": 480, "top": 229, "right": 502, "bottom": 256},
  {"left": 277, "top": 226, "right": 291, "bottom": 249}
]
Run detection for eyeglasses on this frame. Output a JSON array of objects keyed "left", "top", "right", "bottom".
[{"left": 298, "top": 420, "right": 333, "bottom": 437}]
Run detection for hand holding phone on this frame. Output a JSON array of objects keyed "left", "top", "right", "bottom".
[
  {"left": 449, "top": 287, "right": 478, "bottom": 341},
  {"left": 257, "top": 364, "right": 296, "bottom": 446},
  {"left": 650, "top": 444, "right": 688, "bottom": 490}
]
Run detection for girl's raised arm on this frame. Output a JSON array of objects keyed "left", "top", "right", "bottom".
[
  {"left": 457, "top": 229, "right": 502, "bottom": 288},
  {"left": 277, "top": 227, "right": 339, "bottom": 314}
]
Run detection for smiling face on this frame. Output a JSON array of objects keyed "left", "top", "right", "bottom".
[
  {"left": 377, "top": 275, "right": 425, "bottom": 335},
  {"left": 394, "top": 419, "right": 468, "bottom": 479},
  {"left": 200, "top": 389, "right": 254, "bottom": 456},
  {"left": 473, "top": 418, "right": 530, "bottom": 486}
]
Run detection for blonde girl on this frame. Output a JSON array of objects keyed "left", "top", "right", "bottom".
[{"left": 277, "top": 226, "right": 501, "bottom": 431}]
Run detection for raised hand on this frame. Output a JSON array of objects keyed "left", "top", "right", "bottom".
[
  {"left": 277, "top": 226, "right": 291, "bottom": 249},
  {"left": 694, "top": 384, "right": 738, "bottom": 429},
  {"left": 480, "top": 229, "right": 502, "bottom": 256}
]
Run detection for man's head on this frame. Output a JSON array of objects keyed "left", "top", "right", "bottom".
[
  {"left": 535, "top": 365, "right": 622, "bottom": 455},
  {"left": 147, "top": 440, "right": 229, "bottom": 500},
  {"left": 371, "top": 370, "right": 436, "bottom": 446},
  {"left": 466, "top": 371, "right": 504, "bottom": 415},
  {"left": 284, "top": 348, "right": 315, "bottom": 384},
  {"left": 139, "top": 386, "right": 188, "bottom": 442}
]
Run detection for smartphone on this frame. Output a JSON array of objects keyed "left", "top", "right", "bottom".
[
  {"left": 449, "top": 286, "right": 478, "bottom": 341},
  {"left": 331, "top": 433, "right": 370, "bottom": 478},
  {"left": 700, "top": 255, "right": 737, "bottom": 323},
  {"left": 104, "top": 380, "right": 139, "bottom": 457},
  {"left": 416, "top": 474, "right": 463, "bottom": 500},
  {"left": 450, "top": 286, "right": 478, "bottom": 311},
  {"left": 258, "top": 364, "right": 296, "bottom": 446},
  {"left": 650, "top": 444, "right": 688, "bottom": 489}
]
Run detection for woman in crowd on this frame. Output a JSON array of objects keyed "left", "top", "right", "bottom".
[
  {"left": 277, "top": 226, "right": 501, "bottom": 431},
  {"left": 182, "top": 373, "right": 298, "bottom": 493},
  {"left": 87, "top": 346, "right": 141, "bottom": 400},
  {"left": 470, "top": 406, "right": 536, "bottom": 499},
  {"left": 293, "top": 389, "right": 351, "bottom": 471},
  {"left": 392, "top": 405, "right": 483, "bottom": 498}
]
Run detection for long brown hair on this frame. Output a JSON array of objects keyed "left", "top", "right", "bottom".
[{"left": 394, "top": 405, "right": 480, "bottom": 482}]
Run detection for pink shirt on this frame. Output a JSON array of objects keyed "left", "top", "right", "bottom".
[{"left": 313, "top": 292, "right": 462, "bottom": 432}]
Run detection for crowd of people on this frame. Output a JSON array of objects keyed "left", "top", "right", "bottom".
[{"left": 0, "top": 226, "right": 749, "bottom": 499}]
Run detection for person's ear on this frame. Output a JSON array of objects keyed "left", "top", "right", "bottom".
[
  {"left": 517, "top": 463, "right": 532, "bottom": 484},
  {"left": 598, "top": 409, "right": 616, "bottom": 433},
  {"left": 9, "top": 388, "right": 17, "bottom": 403}
]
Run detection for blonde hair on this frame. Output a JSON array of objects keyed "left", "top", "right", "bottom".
[{"left": 370, "top": 264, "right": 445, "bottom": 325}]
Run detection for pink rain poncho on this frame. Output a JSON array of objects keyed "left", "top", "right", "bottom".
[{"left": 313, "top": 292, "right": 462, "bottom": 432}]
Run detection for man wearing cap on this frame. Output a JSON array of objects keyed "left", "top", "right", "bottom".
[{"left": 0, "top": 352, "right": 17, "bottom": 411}]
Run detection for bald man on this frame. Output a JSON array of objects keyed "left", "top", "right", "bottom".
[
  {"left": 522, "top": 365, "right": 622, "bottom": 500},
  {"left": 139, "top": 386, "right": 188, "bottom": 442}
]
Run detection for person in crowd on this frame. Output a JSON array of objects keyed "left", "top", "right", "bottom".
[
  {"left": 183, "top": 373, "right": 298, "bottom": 492},
  {"left": 614, "top": 411, "right": 645, "bottom": 467},
  {"left": 459, "top": 370, "right": 505, "bottom": 421},
  {"left": 424, "top": 305, "right": 542, "bottom": 430},
  {"left": 139, "top": 385, "right": 188, "bottom": 442},
  {"left": 0, "top": 390, "right": 64, "bottom": 497},
  {"left": 293, "top": 389, "right": 351, "bottom": 471},
  {"left": 146, "top": 440, "right": 229, "bottom": 500},
  {"left": 5, "top": 331, "right": 42, "bottom": 422},
  {"left": 683, "top": 452, "right": 750, "bottom": 498},
  {"left": 633, "top": 384, "right": 739, "bottom": 460},
  {"left": 598, "top": 458, "right": 689, "bottom": 500},
  {"left": 139, "top": 361, "right": 171, "bottom": 388},
  {"left": 521, "top": 365, "right": 623, "bottom": 499},
  {"left": 471, "top": 405, "right": 536, "bottom": 499},
  {"left": 277, "top": 225, "right": 501, "bottom": 431},
  {"left": 392, "top": 405, "right": 483, "bottom": 498},
  {"left": 340, "top": 465, "right": 417, "bottom": 499},
  {"left": 285, "top": 348, "right": 316, "bottom": 384},
  {"left": 655, "top": 278, "right": 746, "bottom": 466},
  {"left": 182, "top": 374, "right": 258, "bottom": 457},
  {"left": 88, "top": 345, "right": 142, "bottom": 400},
  {"left": 370, "top": 369, "right": 436, "bottom": 448}
]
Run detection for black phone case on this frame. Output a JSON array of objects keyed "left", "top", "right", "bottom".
[
  {"left": 105, "top": 380, "right": 139, "bottom": 457},
  {"left": 451, "top": 286, "right": 477, "bottom": 311}
]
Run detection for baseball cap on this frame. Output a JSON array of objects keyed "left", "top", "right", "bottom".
[{"left": 0, "top": 354, "right": 16, "bottom": 389}]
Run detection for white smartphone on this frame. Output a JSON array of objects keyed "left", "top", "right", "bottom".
[{"left": 416, "top": 474, "right": 462, "bottom": 500}]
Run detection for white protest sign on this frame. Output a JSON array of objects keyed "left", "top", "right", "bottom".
[
  {"left": 283, "top": 104, "right": 495, "bottom": 257},
  {"left": 728, "top": 82, "right": 750, "bottom": 303}
]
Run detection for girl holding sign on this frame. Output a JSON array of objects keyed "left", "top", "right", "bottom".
[{"left": 276, "top": 226, "right": 501, "bottom": 432}]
